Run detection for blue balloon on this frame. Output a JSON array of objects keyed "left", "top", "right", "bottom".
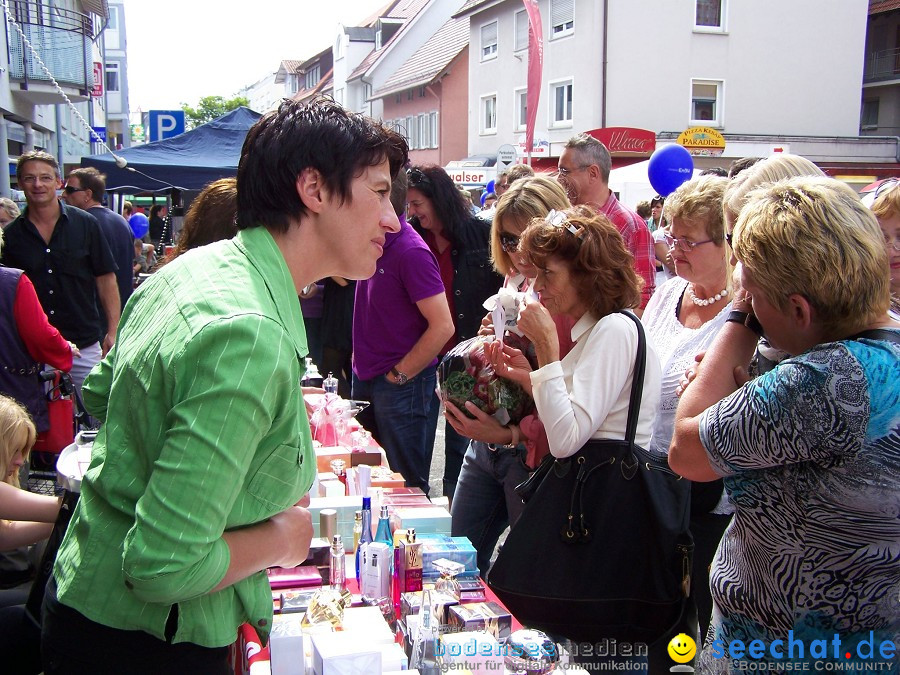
[
  {"left": 129, "top": 212, "right": 149, "bottom": 239},
  {"left": 647, "top": 145, "right": 694, "bottom": 197},
  {"left": 486, "top": 179, "right": 495, "bottom": 194}
]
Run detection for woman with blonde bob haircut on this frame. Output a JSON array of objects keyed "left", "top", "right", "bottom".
[
  {"left": 448, "top": 175, "right": 571, "bottom": 577},
  {"left": 489, "top": 175, "right": 570, "bottom": 277},
  {"left": 671, "top": 176, "right": 899, "bottom": 669}
]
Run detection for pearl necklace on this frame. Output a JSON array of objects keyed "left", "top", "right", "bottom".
[{"left": 687, "top": 284, "right": 728, "bottom": 307}]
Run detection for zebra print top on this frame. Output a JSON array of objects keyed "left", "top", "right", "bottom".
[{"left": 697, "top": 333, "right": 900, "bottom": 669}]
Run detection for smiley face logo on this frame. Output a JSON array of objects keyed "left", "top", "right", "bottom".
[{"left": 667, "top": 633, "right": 697, "bottom": 663}]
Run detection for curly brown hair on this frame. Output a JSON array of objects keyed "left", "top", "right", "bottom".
[{"left": 519, "top": 205, "right": 642, "bottom": 317}]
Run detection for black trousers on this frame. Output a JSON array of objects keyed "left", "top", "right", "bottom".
[{"left": 41, "top": 577, "right": 230, "bottom": 675}]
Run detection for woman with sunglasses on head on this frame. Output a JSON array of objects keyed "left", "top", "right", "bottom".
[
  {"left": 640, "top": 175, "right": 733, "bottom": 645},
  {"left": 444, "top": 175, "right": 572, "bottom": 577},
  {"left": 406, "top": 165, "right": 502, "bottom": 502},
  {"left": 487, "top": 205, "right": 660, "bottom": 462}
]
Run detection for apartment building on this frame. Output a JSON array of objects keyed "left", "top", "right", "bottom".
[{"left": 0, "top": 0, "right": 111, "bottom": 196}]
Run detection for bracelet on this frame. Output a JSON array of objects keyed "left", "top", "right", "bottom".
[
  {"left": 726, "top": 310, "right": 764, "bottom": 337},
  {"left": 502, "top": 425, "right": 520, "bottom": 449}
]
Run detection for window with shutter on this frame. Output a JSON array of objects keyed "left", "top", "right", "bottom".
[
  {"left": 515, "top": 10, "right": 528, "bottom": 51},
  {"left": 551, "top": 0, "right": 574, "bottom": 37},
  {"left": 481, "top": 21, "right": 498, "bottom": 60}
]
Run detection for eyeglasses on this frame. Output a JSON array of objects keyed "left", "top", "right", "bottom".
[
  {"left": 725, "top": 233, "right": 733, "bottom": 247},
  {"left": 664, "top": 234, "right": 716, "bottom": 252},
  {"left": 407, "top": 168, "right": 431, "bottom": 188},
  {"left": 63, "top": 185, "right": 87, "bottom": 194},
  {"left": 20, "top": 174, "right": 57, "bottom": 185},
  {"left": 556, "top": 165, "right": 590, "bottom": 178},
  {"left": 499, "top": 232, "right": 520, "bottom": 253}
]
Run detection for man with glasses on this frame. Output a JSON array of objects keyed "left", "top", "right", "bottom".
[
  {"left": 557, "top": 133, "right": 656, "bottom": 312},
  {"left": 0, "top": 150, "right": 119, "bottom": 393},
  {"left": 62, "top": 167, "right": 135, "bottom": 314}
]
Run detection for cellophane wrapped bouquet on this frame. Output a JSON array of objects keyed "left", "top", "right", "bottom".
[{"left": 437, "top": 286, "right": 536, "bottom": 425}]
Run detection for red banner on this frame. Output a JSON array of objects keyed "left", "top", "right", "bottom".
[{"left": 523, "top": 0, "right": 543, "bottom": 165}]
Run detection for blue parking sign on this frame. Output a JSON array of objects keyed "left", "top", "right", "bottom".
[{"left": 148, "top": 110, "right": 186, "bottom": 142}]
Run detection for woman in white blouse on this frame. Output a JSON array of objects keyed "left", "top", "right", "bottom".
[
  {"left": 641, "top": 174, "right": 732, "bottom": 645},
  {"left": 487, "top": 206, "right": 661, "bottom": 460}
]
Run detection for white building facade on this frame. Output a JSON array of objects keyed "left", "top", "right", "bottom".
[{"left": 457, "top": 0, "right": 897, "bottom": 177}]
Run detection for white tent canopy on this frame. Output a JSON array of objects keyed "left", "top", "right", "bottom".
[{"left": 608, "top": 159, "right": 703, "bottom": 210}]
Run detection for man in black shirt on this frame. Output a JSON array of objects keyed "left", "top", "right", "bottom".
[
  {"left": 62, "top": 167, "right": 135, "bottom": 314},
  {"left": 1, "top": 151, "right": 119, "bottom": 393}
]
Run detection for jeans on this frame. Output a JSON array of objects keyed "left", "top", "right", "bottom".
[
  {"left": 352, "top": 367, "right": 438, "bottom": 495},
  {"left": 68, "top": 341, "right": 102, "bottom": 401},
  {"left": 442, "top": 417, "right": 470, "bottom": 502},
  {"left": 450, "top": 440, "right": 530, "bottom": 578}
]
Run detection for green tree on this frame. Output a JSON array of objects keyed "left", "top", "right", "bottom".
[{"left": 180, "top": 95, "right": 250, "bottom": 129}]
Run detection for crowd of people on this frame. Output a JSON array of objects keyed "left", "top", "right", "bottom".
[{"left": 0, "top": 96, "right": 896, "bottom": 673}]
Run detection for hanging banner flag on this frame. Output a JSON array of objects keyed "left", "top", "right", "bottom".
[{"left": 522, "top": 0, "right": 543, "bottom": 166}]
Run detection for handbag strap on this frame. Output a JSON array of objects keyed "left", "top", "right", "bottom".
[{"left": 616, "top": 310, "right": 647, "bottom": 446}]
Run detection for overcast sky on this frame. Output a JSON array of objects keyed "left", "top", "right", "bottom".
[{"left": 124, "top": 0, "right": 387, "bottom": 114}]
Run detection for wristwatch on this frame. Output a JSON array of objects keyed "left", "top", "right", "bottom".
[
  {"left": 726, "top": 310, "right": 764, "bottom": 337},
  {"left": 389, "top": 367, "right": 409, "bottom": 385}
]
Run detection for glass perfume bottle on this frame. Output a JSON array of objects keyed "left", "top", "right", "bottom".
[
  {"left": 323, "top": 371, "right": 338, "bottom": 395},
  {"left": 329, "top": 534, "right": 345, "bottom": 590},
  {"left": 409, "top": 588, "right": 442, "bottom": 674},
  {"left": 432, "top": 558, "right": 466, "bottom": 600},
  {"left": 352, "top": 510, "right": 362, "bottom": 552},
  {"left": 355, "top": 496, "right": 373, "bottom": 584}
]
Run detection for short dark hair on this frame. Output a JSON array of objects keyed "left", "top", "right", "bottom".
[
  {"left": 699, "top": 167, "right": 728, "bottom": 178},
  {"left": 728, "top": 156, "right": 763, "bottom": 179},
  {"left": 237, "top": 98, "right": 408, "bottom": 233},
  {"left": 68, "top": 167, "right": 106, "bottom": 201},
  {"left": 150, "top": 204, "right": 166, "bottom": 218},
  {"left": 407, "top": 164, "right": 474, "bottom": 244},
  {"left": 16, "top": 150, "right": 59, "bottom": 179}
]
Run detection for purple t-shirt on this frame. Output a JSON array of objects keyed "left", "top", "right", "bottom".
[{"left": 352, "top": 216, "right": 445, "bottom": 381}]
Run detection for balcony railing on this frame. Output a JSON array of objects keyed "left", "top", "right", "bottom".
[
  {"left": 5, "top": 1, "right": 95, "bottom": 91},
  {"left": 865, "top": 46, "right": 900, "bottom": 82}
]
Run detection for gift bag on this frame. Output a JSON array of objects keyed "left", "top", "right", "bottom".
[{"left": 487, "top": 312, "right": 692, "bottom": 646}]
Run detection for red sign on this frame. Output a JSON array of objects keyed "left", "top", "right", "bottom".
[
  {"left": 91, "top": 62, "right": 103, "bottom": 97},
  {"left": 588, "top": 127, "right": 656, "bottom": 155}
]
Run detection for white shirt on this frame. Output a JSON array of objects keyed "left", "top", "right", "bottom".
[
  {"left": 642, "top": 277, "right": 732, "bottom": 456},
  {"left": 529, "top": 311, "right": 661, "bottom": 458}
]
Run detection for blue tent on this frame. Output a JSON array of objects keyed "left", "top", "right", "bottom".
[{"left": 80, "top": 107, "right": 262, "bottom": 193}]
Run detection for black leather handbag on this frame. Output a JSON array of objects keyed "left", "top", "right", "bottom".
[{"left": 487, "top": 311, "right": 693, "bottom": 646}]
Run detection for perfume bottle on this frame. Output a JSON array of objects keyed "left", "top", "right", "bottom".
[
  {"left": 355, "top": 497, "right": 373, "bottom": 584},
  {"left": 352, "top": 510, "right": 362, "bottom": 552},
  {"left": 329, "top": 534, "right": 346, "bottom": 590},
  {"left": 432, "top": 558, "right": 466, "bottom": 600},
  {"left": 330, "top": 459, "right": 347, "bottom": 494},
  {"left": 397, "top": 528, "right": 422, "bottom": 594},
  {"left": 375, "top": 505, "right": 392, "bottom": 548},
  {"left": 323, "top": 371, "right": 338, "bottom": 395},
  {"left": 409, "top": 588, "right": 442, "bottom": 674}
]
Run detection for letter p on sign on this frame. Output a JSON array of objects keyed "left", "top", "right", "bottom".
[{"left": 148, "top": 110, "right": 186, "bottom": 142}]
